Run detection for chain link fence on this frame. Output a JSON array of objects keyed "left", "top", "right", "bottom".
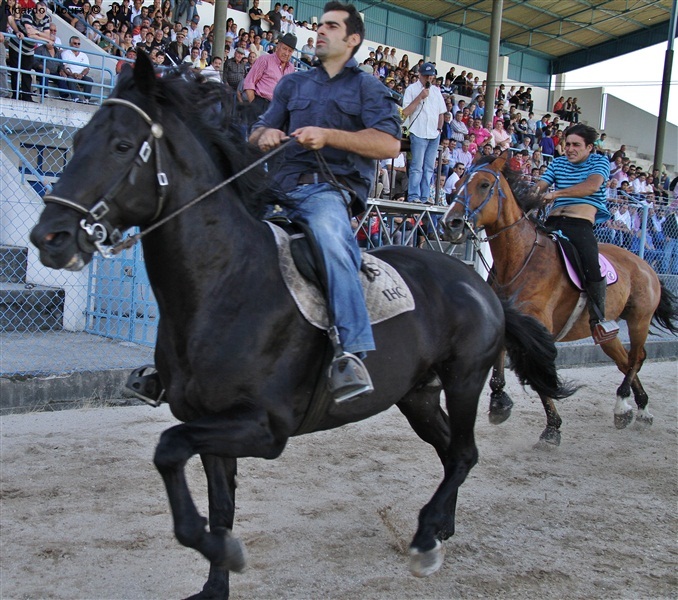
[{"left": 2, "top": 105, "right": 677, "bottom": 380}]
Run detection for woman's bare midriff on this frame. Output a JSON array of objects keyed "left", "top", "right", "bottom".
[{"left": 549, "top": 203, "right": 597, "bottom": 224}]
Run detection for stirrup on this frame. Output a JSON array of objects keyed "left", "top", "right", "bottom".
[
  {"left": 125, "top": 365, "right": 165, "bottom": 407},
  {"left": 591, "top": 320, "right": 619, "bottom": 345},
  {"left": 327, "top": 352, "right": 374, "bottom": 404}
]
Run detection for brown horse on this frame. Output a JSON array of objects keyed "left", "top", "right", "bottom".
[{"left": 441, "top": 155, "right": 678, "bottom": 445}]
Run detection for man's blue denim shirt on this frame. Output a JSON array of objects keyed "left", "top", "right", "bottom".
[{"left": 253, "top": 58, "right": 402, "bottom": 211}]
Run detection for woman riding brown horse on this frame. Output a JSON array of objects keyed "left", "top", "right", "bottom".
[{"left": 442, "top": 153, "right": 677, "bottom": 445}]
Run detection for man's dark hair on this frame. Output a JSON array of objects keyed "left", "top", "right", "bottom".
[
  {"left": 323, "top": 1, "right": 364, "bottom": 56},
  {"left": 564, "top": 123, "right": 598, "bottom": 146}
]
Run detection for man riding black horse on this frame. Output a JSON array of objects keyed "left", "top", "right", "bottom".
[
  {"left": 249, "top": 1, "right": 401, "bottom": 403},
  {"left": 126, "top": 1, "right": 401, "bottom": 406}
]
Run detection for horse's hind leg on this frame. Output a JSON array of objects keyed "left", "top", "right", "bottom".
[
  {"left": 397, "top": 377, "right": 450, "bottom": 464},
  {"left": 596, "top": 337, "right": 634, "bottom": 428},
  {"left": 631, "top": 376, "right": 653, "bottom": 426},
  {"left": 186, "top": 455, "right": 238, "bottom": 600},
  {"left": 625, "top": 320, "right": 653, "bottom": 427},
  {"left": 408, "top": 369, "right": 483, "bottom": 578},
  {"left": 488, "top": 350, "right": 513, "bottom": 424},
  {"left": 600, "top": 335, "right": 647, "bottom": 429},
  {"left": 397, "top": 379, "right": 456, "bottom": 539}
]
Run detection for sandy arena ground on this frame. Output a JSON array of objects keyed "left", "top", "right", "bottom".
[{"left": 1, "top": 361, "right": 677, "bottom": 600}]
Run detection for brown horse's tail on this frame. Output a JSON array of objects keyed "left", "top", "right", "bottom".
[
  {"left": 652, "top": 282, "right": 678, "bottom": 334},
  {"left": 502, "top": 299, "right": 578, "bottom": 400}
]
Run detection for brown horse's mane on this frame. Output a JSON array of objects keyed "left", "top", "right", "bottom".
[{"left": 473, "top": 155, "right": 545, "bottom": 217}]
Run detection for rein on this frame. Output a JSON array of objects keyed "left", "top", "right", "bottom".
[
  {"left": 450, "top": 162, "right": 541, "bottom": 286},
  {"left": 43, "top": 97, "right": 293, "bottom": 257}
]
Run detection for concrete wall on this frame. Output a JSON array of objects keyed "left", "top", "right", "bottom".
[
  {"left": 1, "top": 147, "right": 90, "bottom": 331},
  {"left": 561, "top": 87, "right": 677, "bottom": 172},
  {"left": 560, "top": 87, "right": 605, "bottom": 130}
]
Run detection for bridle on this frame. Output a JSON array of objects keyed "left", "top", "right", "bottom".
[
  {"left": 41, "top": 96, "right": 292, "bottom": 258},
  {"left": 447, "top": 163, "right": 509, "bottom": 240},
  {"left": 42, "top": 98, "right": 169, "bottom": 258},
  {"left": 446, "top": 162, "right": 540, "bottom": 285}
]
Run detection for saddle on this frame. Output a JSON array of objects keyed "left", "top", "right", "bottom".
[
  {"left": 265, "top": 220, "right": 415, "bottom": 329},
  {"left": 265, "top": 218, "right": 415, "bottom": 434},
  {"left": 552, "top": 235, "right": 618, "bottom": 291},
  {"left": 550, "top": 234, "right": 618, "bottom": 342}
]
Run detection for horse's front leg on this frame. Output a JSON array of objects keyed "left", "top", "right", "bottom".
[
  {"left": 153, "top": 410, "right": 287, "bottom": 592},
  {"left": 184, "top": 455, "right": 238, "bottom": 600},
  {"left": 488, "top": 350, "right": 513, "bottom": 424},
  {"left": 535, "top": 394, "right": 563, "bottom": 447}
]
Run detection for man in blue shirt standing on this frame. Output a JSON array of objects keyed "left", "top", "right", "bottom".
[
  {"left": 537, "top": 123, "right": 619, "bottom": 344},
  {"left": 250, "top": 1, "right": 401, "bottom": 403}
]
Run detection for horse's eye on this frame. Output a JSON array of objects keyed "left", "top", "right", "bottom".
[
  {"left": 480, "top": 181, "right": 491, "bottom": 189},
  {"left": 116, "top": 141, "right": 133, "bottom": 153}
]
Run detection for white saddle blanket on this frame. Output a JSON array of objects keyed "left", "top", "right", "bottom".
[{"left": 267, "top": 222, "right": 415, "bottom": 330}]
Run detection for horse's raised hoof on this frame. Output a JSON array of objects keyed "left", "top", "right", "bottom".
[
  {"left": 409, "top": 540, "right": 444, "bottom": 577},
  {"left": 634, "top": 410, "right": 654, "bottom": 428},
  {"left": 221, "top": 532, "right": 247, "bottom": 573},
  {"left": 488, "top": 392, "right": 513, "bottom": 425},
  {"left": 536, "top": 426, "right": 561, "bottom": 447},
  {"left": 614, "top": 410, "right": 634, "bottom": 430}
]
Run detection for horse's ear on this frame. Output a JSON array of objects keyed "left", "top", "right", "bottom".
[
  {"left": 493, "top": 150, "right": 509, "bottom": 171},
  {"left": 133, "top": 51, "right": 156, "bottom": 96}
]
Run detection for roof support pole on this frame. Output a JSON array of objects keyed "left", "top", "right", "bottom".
[
  {"left": 653, "top": 0, "right": 677, "bottom": 175},
  {"left": 484, "top": 0, "right": 504, "bottom": 129},
  {"left": 213, "top": 0, "right": 227, "bottom": 70}
]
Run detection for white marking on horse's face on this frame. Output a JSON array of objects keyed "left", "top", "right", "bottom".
[{"left": 64, "top": 253, "right": 86, "bottom": 272}]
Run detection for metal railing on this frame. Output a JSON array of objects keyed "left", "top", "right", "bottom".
[{"left": 2, "top": 32, "right": 116, "bottom": 104}]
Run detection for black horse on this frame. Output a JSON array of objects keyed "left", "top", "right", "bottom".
[{"left": 31, "top": 55, "right": 573, "bottom": 599}]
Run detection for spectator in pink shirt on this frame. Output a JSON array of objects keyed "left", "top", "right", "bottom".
[
  {"left": 243, "top": 32, "right": 297, "bottom": 119},
  {"left": 468, "top": 118, "right": 492, "bottom": 147}
]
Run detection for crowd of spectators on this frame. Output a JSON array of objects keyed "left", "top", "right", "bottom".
[
  {"left": 2, "top": 0, "right": 677, "bottom": 271},
  {"left": 0, "top": 0, "right": 320, "bottom": 101}
]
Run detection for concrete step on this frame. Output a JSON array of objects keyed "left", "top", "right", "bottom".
[
  {"left": 0, "top": 245, "right": 27, "bottom": 283},
  {"left": 0, "top": 282, "right": 64, "bottom": 332}
]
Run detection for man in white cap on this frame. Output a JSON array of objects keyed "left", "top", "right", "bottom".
[{"left": 402, "top": 62, "right": 446, "bottom": 203}]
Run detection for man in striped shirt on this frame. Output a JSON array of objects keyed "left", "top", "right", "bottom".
[
  {"left": 537, "top": 123, "right": 619, "bottom": 344},
  {"left": 7, "top": 2, "right": 52, "bottom": 101}
]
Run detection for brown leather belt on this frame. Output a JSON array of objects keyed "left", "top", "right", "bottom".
[{"left": 298, "top": 173, "right": 331, "bottom": 185}]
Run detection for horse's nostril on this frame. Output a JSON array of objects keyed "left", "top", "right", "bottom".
[{"left": 43, "top": 231, "right": 70, "bottom": 248}]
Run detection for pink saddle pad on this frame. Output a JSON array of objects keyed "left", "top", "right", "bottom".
[{"left": 557, "top": 244, "right": 617, "bottom": 291}]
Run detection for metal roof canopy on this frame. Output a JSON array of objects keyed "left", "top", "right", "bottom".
[{"left": 374, "top": 0, "right": 675, "bottom": 74}]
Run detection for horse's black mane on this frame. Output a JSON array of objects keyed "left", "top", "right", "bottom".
[
  {"left": 474, "top": 155, "right": 544, "bottom": 215},
  {"left": 116, "top": 65, "right": 275, "bottom": 219}
]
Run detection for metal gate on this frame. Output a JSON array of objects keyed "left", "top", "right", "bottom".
[{"left": 85, "top": 234, "right": 158, "bottom": 347}]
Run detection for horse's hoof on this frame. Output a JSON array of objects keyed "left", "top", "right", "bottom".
[
  {"left": 537, "top": 426, "right": 561, "bottom": 447},
  {"left": 614, "top": 410, "right": 634, "bottom": 429},
  {"left": 223, "top": 533, "right": 247, "bottom": 573},
  {"left": 409, "top": 540, "right": 444, "bottom": 577},
  {"left": 635, "top": 410, "right": 654, "bottom": 428},
  {"left": 488, "top": 393, "right": 513, "bottom": 425}
]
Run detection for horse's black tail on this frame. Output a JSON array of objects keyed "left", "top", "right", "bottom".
[
  {"left": 652, "top": 282, "right": 678, "bottom": 334},
  {"left": 502, "top": 299, "right": 577, "bottom": 400}
]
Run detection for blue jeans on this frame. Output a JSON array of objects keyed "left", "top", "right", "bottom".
[
  {"left": 282, "top": 183, "right": 375, "bottom": 354},
  {"left": 408, "top": 133, "right": 440, "bottom": 203},
  {"left": 661, "top": 237, "right": 678, "bottom": 274}
]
